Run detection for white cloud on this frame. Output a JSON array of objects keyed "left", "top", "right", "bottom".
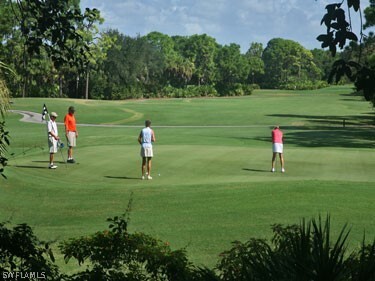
[
  {"left": 81, "top": 0, "right": 374, "bottom": 52},
  {"left": 184, "top": 23, "right": 204, "bottom": 34}
]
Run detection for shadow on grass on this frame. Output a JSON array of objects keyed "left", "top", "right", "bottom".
[
  {"left": 105, "top": 176, "right": 140, "bottom": 180},
  {"left": 243, "top": 168, "right": 270, "bottom": 173},
  {"left": 8, "top": 160, "right": 71, "bottom": 169},
  {"left": 10, "top": 165, "right": 47, "bottom": 169},
  {"left": 32, "top": 160, "right": 66, "bottom": 164},
  {"left": 254, "top": 127, "right": 374, "bottom": 149},
  {"left": 267, "top": 112, "right": 374, "bottom": 127},
  {"left": 257, "top": 112, "right": 375, "bottom": 149}
]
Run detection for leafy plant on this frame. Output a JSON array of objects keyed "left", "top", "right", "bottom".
[
  {"left": 0, "top": 222, "right": 59, "bottom": 279},
  {"left": 59, "top": 197, "right": 209, "bottom": 281},
  {"left": 0, "top": 61, "right": 12, "bottom": 179},
  {"left": 317, "top": 0, "right": 375, "bottom": 106},
  {"left": 217, "top": 215, "right": 357, "bottom": 281},
  {"left": 317, "top": 2, "right": 359, "bottom": 56},
  {"left": 14, "top": 0, "right": 101, "bottom": 70},
  {"left": 348, "top": 237, "right": 375, "bottom": 281},
  {"left": 1, "top": 212, "right": 375, "bottom": 280},
  {"left": 0, "top": 121, "right": 9, "bottom": 179}
]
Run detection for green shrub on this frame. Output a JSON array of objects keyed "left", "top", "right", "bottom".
[
  {"left": 217, "top": 215, "right": 375, "bottom": 281},
  {"left": 0, "top": 222, "right": 60, "bottom": 280},
  {"left": 280, "top": 80, "right": 329, "bottom": 90},
  {"left": 2, "top": 214, "right": 374, "bottom": 281},
  {"left": 0, "top": 121, "right": 9, "bottom": 179},
  {"left": 59, "top": 210, "right": 210, "bottom": 281},
  {"left": 217, "top": 83, "right": 253, "bottom": 96},
  {"left": 159, "top": 85, "right": 218, "bottom": 98}
]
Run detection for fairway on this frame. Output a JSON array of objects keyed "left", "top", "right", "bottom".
[{"left": 1, "top": 85, "right": 374, "bottom": 269}]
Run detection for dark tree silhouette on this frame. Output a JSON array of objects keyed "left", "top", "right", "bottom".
[{"left": 317, "top": 0, "right": 375, "bottom": 107}]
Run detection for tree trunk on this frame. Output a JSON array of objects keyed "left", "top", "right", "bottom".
[
  {"left": 85, "top": 71, "right": 89, "bottom": 99},
  {"left": 76, "top": 76, "right": 79, "bottom": 98},
  {"left": 59, "top": 76, "right": 63, "bottom": 97}
]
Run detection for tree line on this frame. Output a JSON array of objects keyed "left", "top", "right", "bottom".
[{"left": 0, "top": 0, "right": 373, "bottom": 101}]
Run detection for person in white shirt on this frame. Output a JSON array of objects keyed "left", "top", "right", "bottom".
[
  {"left": 47, "top": 112, "right": 60, "bottom": 169},
  {"left": 138, "top": 120, "right": 156, "bottom": 180}
]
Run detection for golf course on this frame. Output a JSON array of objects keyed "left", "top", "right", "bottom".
[{"left": 1, "top": 85, "right": 374, "bottom": 270}]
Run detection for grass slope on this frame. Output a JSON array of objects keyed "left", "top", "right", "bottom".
[{"left": 1, "top": 85, "right": 374, "bottom": 269}]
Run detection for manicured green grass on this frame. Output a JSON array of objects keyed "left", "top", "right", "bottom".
[{"left": 1, "top": 85, "right": 374, "bottom": 269}]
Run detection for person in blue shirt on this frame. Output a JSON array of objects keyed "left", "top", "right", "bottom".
[{"left": 138, "top": 120, "right": 156, "bottom": 180}]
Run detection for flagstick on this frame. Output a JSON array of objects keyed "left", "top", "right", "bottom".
[{"left": 41, "top": 104, "right": 50, "bottom": 167}]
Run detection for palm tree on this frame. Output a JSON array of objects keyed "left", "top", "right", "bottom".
[
  {"left": 0, "top": 61, "right": 11, "bottom": 116},
  {"left": 0, "top": 61, "right": 11, "bottom": 178}
]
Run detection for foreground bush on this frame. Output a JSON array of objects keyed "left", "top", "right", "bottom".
[
  {"left": 59, "top": 211, "right": 212, "bottom": 281},
  {"left": 280, "top": 80, "right": 329, "bottom": 90},
  {"left": 217, "top": 215, "right": 375, "bottom": 281},
  {"left": 0, "top": 222, "right": 60, "bottom": 280},
  {"left": 1, "top": 214, "right": 374, "bottom": 280},
  {"left": 159, "top": 85, "right": 218, "bottom": 98}
]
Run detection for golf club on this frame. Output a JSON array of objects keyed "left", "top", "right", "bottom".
[{"left": 58, "top": 140, "right": 67, "bottom": 168}]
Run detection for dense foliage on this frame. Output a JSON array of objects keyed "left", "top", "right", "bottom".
[
  {"left": 0, "top": 121, "right": 9, "bottom": 179},
  {"left": 0, "top": 0, "right": 373, "bottom": 102},
  {"left": 59, "top": 211, "right": 208, "bottom": 281},
  {"left": 0, "top": 222, "right": 60, "bottom": 280},
  {"left": 262, "top": 38, "right": 322, "bottom": 89},
  {"left": 0, "top": 0, "right": 102, "bottom": 98},
  {"left": 1, "top": 214, "right": 374, "bottom": 281},
  {"left": 0, "top": 62, "right": 11, "bottom": 179},
  {"left": 217, "top": 216, "right": 375, "bottom": 281},
  {"left": 317, "top": 0, "right": 375, "bottom": 106},
  {"left": 4, "top": 1, "right": 374, "bottom": 100}
]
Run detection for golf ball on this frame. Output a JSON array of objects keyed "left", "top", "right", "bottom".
[{"left": 158, "top": 173, "right": 161, "bottom": 176}]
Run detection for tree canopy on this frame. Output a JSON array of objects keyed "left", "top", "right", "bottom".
[
  {"left": 0, "top": 0, "right": 373, "bottom": 102},
  {"left": 317, "top": 0, "right": 375, "bottom": 106}
]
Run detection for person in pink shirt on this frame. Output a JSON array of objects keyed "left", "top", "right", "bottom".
[{"left": 271, "top": 126, "right": 285, "bottom": 173}]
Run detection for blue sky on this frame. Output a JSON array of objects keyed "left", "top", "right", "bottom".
[{"left": 80, "top": 0, "right": 372, "bottom": 52}]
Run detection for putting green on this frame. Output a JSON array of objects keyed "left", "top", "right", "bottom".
[{"left": 1, "top": 85, "right": 374, "bottom": 269}]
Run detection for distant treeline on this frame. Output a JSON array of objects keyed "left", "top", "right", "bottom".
[{"left": 0, "top": 1, "right": 372, "bottom": 100}]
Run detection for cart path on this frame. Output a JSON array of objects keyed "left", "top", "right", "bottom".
[{"left": 9, "top": 110, "right": 272, "bottom": 128}]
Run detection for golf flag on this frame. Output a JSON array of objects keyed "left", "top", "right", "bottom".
[{"left": 42, "top": 104, "right": 48, "bottom": 121}]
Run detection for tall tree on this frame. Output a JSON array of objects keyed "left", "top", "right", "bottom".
[
  {"left": 76, "top": 8, "right": 104, "bottom": 99},
  {"left": 262, "top": 38, "right": 319, "bottom": 88},
  {"left": 146, "top": 32, "right": 189, "bottom": 88},
  {"left": 10, "top": 0, "right": 101, "bottom": 97},
  {"left": 245, "top": 42, "right": 265, "bottom": 84},
  {"left": 81, "top": 31, "right": 116, "bottom": 99},
  {"left": 317, "top": 0, "right": 375, "bottom": 106},
  {"left": 174, "top": 34, "right": 218, "bottom": 86},
  {"left": 363, "top": 0, "right": 375, "bottom": 29},
  {"left": 14, "top": 0, "right": 100, "bottom": 69},
  {"left": 216, "top": 43, "right": 250, "bottom": 94},
  {"left": 311, "top": 48, "right": 336, "bottom": 81},
  {"left": 102, "top": 30, "right": 163, "bottom": 99},
  {"left": 0, "top": 62, "right": 11, "bottom": 178}
]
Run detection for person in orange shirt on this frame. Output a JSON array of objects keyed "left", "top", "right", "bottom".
[
  {"left": 271, "top": 126, "right": 285, "bottom": 173},
  {"left": 64, "top": 106, "right": 78, "bottom": 163}
]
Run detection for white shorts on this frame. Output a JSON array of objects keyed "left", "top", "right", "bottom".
[
  {"left": 141, "top": 147, "right": 153, "bottom": 158},
  {"left": 48, "top": 137, "right": 58, "bottom": 153},
  {"left": 273, "top": 143, "right": 283, "bottom": 153},
  {"left": 66, "top": 131, "right": 76, "bottom": 147}
]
